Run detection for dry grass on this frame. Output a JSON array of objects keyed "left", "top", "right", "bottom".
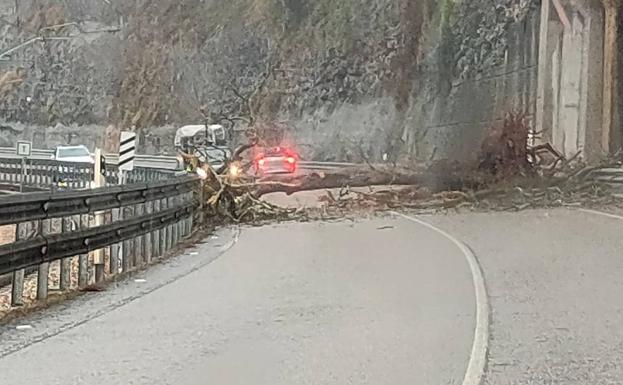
[
  {"left": 0, "top": 259, "right": 82, "bottom": 314},
  {"left": 0, "top": 225, "right": 15, "bottom": 245}
]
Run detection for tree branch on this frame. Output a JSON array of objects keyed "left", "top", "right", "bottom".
[{"left": 0, "top": 21, "right": 121, "bottom": 60}]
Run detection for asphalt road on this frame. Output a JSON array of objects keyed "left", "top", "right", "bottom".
[
  {"left": 427, "top": 208, "right": 623, "bottom": 384},
  {"left": 0, "top": 218, "right": 477, "bottom": 385}
]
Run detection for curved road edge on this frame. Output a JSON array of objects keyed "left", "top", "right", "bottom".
[{"left": 391, "top": 211, "right": 490, "bottom": 385}]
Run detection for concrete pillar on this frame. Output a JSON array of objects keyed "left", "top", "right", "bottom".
[
  {"left": 602, "top": 0, "right": 618, "bottom": 153},
  {"left": 559, "top": 11, "right": 584, "bottom": 156},
  {"left": 551, "top": 28, "right": 564, "bottom": 151},
  {"left": 536, "top": 0, "right": 553, "bottom": 142},
  {"left": 579, "top": 1, "right": 605, "bottom": 161},
  {"left": 537, "top": 0, "right": 606, "bottom": 161}
]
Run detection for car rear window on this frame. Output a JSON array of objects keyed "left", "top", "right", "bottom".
[
  {"left": 264, "top": 148, "right": 284, "bottom": 156},
  {"left": 265, "top": 147, "right": 299, "bottom": 158}
]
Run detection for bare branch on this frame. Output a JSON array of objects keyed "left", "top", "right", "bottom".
[
  {"left": 0, "top": 37, "right": 43, "bottom": 59},
  {"left": 0, "top": 20, "right": 121, "bottom": 60}
]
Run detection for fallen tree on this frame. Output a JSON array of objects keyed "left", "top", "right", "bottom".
[
  {"left": 237, "top": 167, "right": 430, "bottom": 197},
  {"left": 194, "top": 111, "right": 620, "bottom": 222}
]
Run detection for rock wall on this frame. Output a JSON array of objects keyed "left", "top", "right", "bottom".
[
  {"left": 419, "top": 5, "right": 540, "bottom": 162},
  {"left": 0, "top": 0, "right": 540, "bottom": 164}
]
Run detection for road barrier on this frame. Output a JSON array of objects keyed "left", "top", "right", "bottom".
[
  {"left": 0, "top": 147, "right": 181, "bottom": 170},
  {"left": 0, "top": 175, "right": 201, "bottom": 306},
  {"left": 0, "top": 156, "right": 176, "bottom": 191}
]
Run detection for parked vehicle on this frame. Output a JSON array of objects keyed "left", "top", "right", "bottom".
[
  {"left": 52, "top": 145, "right": 94, "bottom": 164},
  {"left": 174, "top": 124, "right": 233, "bottom": 173},
  {"left": 51, "top": 145, "right": 94, "bottom": 189},
  {"left": 253, "top": 147, "right": 299, "bottom": 175}
]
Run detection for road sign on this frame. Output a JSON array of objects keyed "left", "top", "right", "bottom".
[
  {"left": 119, "top": 131, "right": 136, "bottom": 171},
  {"left": 16, "top": 141, "right": 31, "bottom": 157}
]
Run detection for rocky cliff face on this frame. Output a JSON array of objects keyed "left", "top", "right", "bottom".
[{"left": 0, "top": 0, "right": 537, "bottom": 163}]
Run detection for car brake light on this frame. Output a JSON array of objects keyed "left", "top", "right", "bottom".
[
  {"left": 286, "top": 157, "right": 295, "bottom": 164},
  {"left": 258, "top": 158, "right": 265, "bottom": 167}
]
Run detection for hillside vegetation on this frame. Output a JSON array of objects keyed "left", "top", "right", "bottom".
[{"left": 0, "top": 0, "right": 535, "bottom": 161}]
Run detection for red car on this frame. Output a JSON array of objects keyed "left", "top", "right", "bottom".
[{"left": 254, "top": 147, "right": 299, "bottom": 175}]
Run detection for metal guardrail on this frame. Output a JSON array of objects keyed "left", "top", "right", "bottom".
[
  {"left": 0, "top": 157, "right": 94, "bottom": 190},
  {"left": 0, "top": 147, "right": 55, "bottom": 160},
  {"left": 0, "top": 176, "right": 196, "bottom": 226},
  {"left": 0, "top": 147, "right": 181, "bottom": 170},
  {"left": 0, "top": 175, "right": 201, "bottom": 306},
  {"left": 104, "top": 154, "right": 181, "bottom": 170},
  {"left": 298, "top": 161, "right": 357, "bottom": 170},
  {"left": 0, "top": 157, "right": 176, "bottom": 191}
]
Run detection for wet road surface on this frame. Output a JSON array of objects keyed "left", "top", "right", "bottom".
[{"left": 0, "top": 217, "right": 476, "bottom": 385}]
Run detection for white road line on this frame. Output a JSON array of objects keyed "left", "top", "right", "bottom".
[
  {"left": 391, "top": 211, "right": 490, "bottom": 385},
  {"left": 579, "top": 208, "right": 623, "bottom": 221}
]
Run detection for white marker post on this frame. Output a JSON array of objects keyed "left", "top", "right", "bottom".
[
  {"left": 118, "top": 131, "right": 137, "bottom": 271},
  {"left": 119, "top": 131, "right": 136, "bottom": 173},
  {"left": 93, "top": 148, "right": 106, "bottom": 282}
]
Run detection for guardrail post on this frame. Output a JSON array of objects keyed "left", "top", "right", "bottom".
[
  {"left": 110, "top": 207, "right": 120, "bottom": 275},
  {"left": 12, "top": 161, "right": 18, "bottom": 184},
  {"left": 25, "top": 159, "right": 32, "bottom": 188},
  {"left": 198, "top": 180, "right": 205, "bottom": 227},
  {"left": 134, "top": 203, "right": 144, "bottom": 267},
  {"left": 122, "top": 205, "right": 133, "bottom": 272},
  {"left": 93, "top": 212, "right": 105, "bottom": 283},
  {"left": 19, "top": 157, "right": 25, "bottom": 193},
  {"left": 78, "top": 214, "right": 89, "bottom": 287},
  {"left": 183, "top": 192, "right": 190, "bottom": 237},
  {"left": 174, "top": 195, "right": 180, "bottom": 247},
  {"left": 71, "top": 164, "right": 78, "bottom": 190},
  {"left": 38, "top": 163, "right": 44, "bottom": 187},
  {"left": 32, "top": 163, "right": 39, "bottom": 187},
  {"left": 177, "top": 193, "right": 183, "bottom": 241},
  {"left": 185, "top": 191, "right": 193, "bottom": 237},
  {"left": 180, "top": 192, "right": 187, "bottom": 238},
  {"left": 36, "top": 219, "right": 50, "bottom": 301},
  {"left": 11, "top": 222, "right": 29, "bottom": 306},
  {"left": 170, "top": 195, "right": 179, "bottom": 247},
  {"left": 164, "top": 198, "right": 172, "bottom": 252},
  {"left": 153, "top": 199, "right": 161, "bottom": 258},
  {"left": 59, "top": 217, "right": 73, "bottom": 290},
  {"left": 145, "top": 201, "right": 153, "bottom": 263}
]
